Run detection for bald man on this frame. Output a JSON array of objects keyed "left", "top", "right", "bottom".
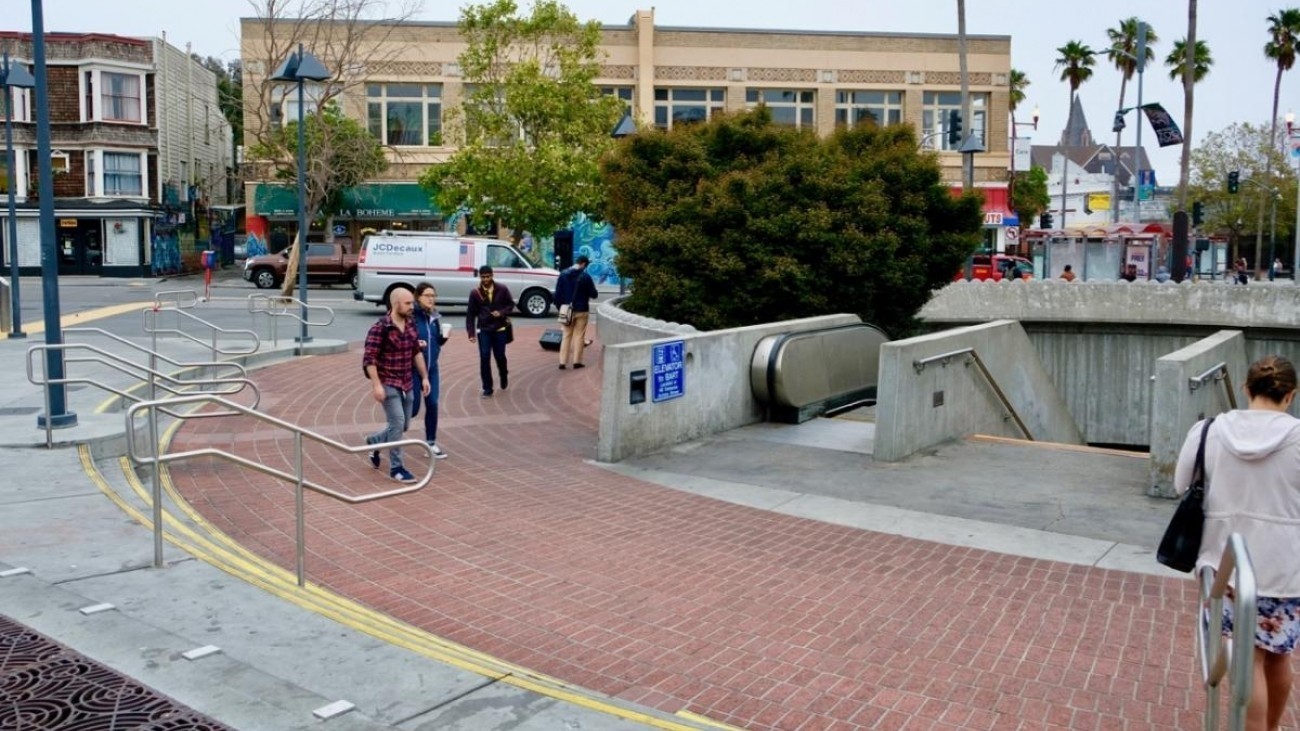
[{"left": 362, "top": 287, "right": 430, "bottom": 482}]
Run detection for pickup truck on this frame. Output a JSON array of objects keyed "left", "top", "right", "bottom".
[{"left": 243, "top": 241, "right": 359, "bottom": 290}]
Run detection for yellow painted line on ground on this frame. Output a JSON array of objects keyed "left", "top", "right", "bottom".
[
  {"left": 96, "top": 427, "right": 719, "bottom": 731},
  {"left": 25, "top": 302, "right": 151, "bottom": 335}
]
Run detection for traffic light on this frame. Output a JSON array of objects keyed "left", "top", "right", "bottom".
[
  {"left": 1040, "top": 211, "right": 1054, "bottom": 229},
  {"left": 947, "top": 110, "right": 962, "bottom": 146},
  {"left": 1192, "top": 201, "right": 1205, "bottom": 226},
  {"left": 1228, "top": 170, "right": 1240, "bottom": 194}
]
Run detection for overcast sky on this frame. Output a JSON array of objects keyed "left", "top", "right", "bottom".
[{"left": 18, "top": 0, "right": 1299, "bottom": 184}]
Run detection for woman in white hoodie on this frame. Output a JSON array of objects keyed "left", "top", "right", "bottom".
[{"left": 1175, "top": 355, "right": 1300, "bottom": 731}]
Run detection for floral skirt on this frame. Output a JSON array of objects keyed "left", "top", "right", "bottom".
[{"left": 1223, "top": 595, "right": 1300, "bottom": 654}]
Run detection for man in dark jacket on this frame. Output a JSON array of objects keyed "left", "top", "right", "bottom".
[
  {"left": 466, "top": 265, "right": 515, "bottom": 397},
  {"left": 554, "top": 255, "right": 599, "bottom": 369}
]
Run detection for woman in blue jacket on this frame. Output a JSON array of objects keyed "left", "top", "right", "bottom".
[{"left": 411, "top": 282, "right": 449, "bottom": 459}]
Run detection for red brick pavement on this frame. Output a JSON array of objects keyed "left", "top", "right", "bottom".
[{"left": 167, "top": 330, "right": 1297, "bottom": 731}]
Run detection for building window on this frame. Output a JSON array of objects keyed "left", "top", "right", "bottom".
[
  {"left": 103, "top": 151, "right": 143, "bottom": 196},
  {"left": 367, "top": 83, "right": 442, "bottom": 146},
  {"left": 745, "top": 89, "right": 814, "bottom": 128},
  {"left": 835, "top": 90, "right": 903, "bottom": 128},
  {"left": 653, "top": 88, "right": 725, "bottom": 130},
  {"left": 922, "top": 91, "right": 987, "bottom": 151},
  {"left": 101, "top": 72, "right": 142, "bottom": 123},
  {"left": 601, "top": 86, "right": 633, "bottom": 109},
  {"left": 84, "top": 150, "right": 95, "bottom": 194}
]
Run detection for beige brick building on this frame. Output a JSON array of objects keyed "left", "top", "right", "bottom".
[{"left": 241, "top": 10, "right": 1012, "bottom": 247}]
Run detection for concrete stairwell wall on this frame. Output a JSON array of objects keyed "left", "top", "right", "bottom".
[
  {"left": 874, "top": 320, "right": 1084, "bottom": 462},
  {"left": 1148, "top": 330, "right": 1246, "bottom": 497}
]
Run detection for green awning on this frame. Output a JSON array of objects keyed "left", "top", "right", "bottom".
[{"left": 253, "top": 183, "right": 439, "bottom": 220}]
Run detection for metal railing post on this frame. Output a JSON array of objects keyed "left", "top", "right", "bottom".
[
  {"left": 295, "top": 431, "right": 306, "bottom": 587},
  {"left": 40, "top": 352, "right": 51, "bottom": 449},
  {"left": 149, "top": 401, "right": 163, "bottom": 568},
  {"left": 1197, "top": 533, "right": 1256, "bottom": 731}
]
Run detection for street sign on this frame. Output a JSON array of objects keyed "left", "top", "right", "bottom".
[
  {"left": 651, "top": 340, "right": 685, "bottom": 403},
  {"left": 1005, "top": 227, "right": 1019, "bottom": 242}
]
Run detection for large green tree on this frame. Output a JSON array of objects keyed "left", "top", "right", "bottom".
[
  {"left": 1011, "top": 166, "right": 1051, "bottom": 229},
  {"left": 601, "top": 109, "right": 983, "bottom": 336},
  {"left": 1186, "top": 121, "right": 1294, "bottom": 266},
  {"left": 422, "top": 0, "right": 625, "bottom": 245},
  {"left": 1054, "top": 40, "right": 1096, "bottom": 229}
]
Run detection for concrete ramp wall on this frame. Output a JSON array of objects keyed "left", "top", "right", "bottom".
[
  {"left": 874, "top": 320, "right": 1084, "bottom": 462},
  {"left": 1148, "top": 330, "right": 1246, "bottom": 498}
]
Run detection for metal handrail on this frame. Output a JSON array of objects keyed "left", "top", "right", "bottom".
[
  {"left": 912, "top": 347, "right": 1032, "bottom": 439},
  {"left": 26, "top": 342, "right": 261, "bottom": 447},
  {"left": 246, "top": 294, "right": 336, "bottom": 345},
  {"left": 143, "top": 305, "right": 260, "bottom": 358},
  {"left": 1188, "top": 361, "right": 1238, "bottom": 409},
  {"left": 1196, "top": 533, "right": 1257, "bottom": 731},
  {"left": 125, "top": 394, "right": 434, "bottom": 587},
  {"left": 153, "top": 289, "right": 199, "bottom": 310},
  {"left": 64, "top": 327, "right": 248, "bottom": 381}
]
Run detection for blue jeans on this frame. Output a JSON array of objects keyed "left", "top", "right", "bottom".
[
  {"left": 410, "top": 368, "right": 439, "bottom": 442},
  {"left": 367, "top": 385, "right": 412, "bottom": 469},
  {"left": 477, "top": 329, "right": 509, "bottom": 394}
]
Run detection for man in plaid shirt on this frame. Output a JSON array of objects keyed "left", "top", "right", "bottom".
[{"left": 362, "top": 287, "right": 430, "bottom": 482}]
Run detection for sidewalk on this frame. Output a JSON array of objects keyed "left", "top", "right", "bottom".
[{"left": 1, "top": 323, "right": 1294, "bottom": 730}]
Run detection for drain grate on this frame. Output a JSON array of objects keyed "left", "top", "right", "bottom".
[
  {"left": 0, "top": 407, "right": 40, "bottom": 416},
  {"left": 0, "top": 615, "right": 233, "bottom": 730}
]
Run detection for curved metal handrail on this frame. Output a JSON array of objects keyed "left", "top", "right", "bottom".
[
  {"left": 1188, "top": 361, "right": 1238, "bottom": 410},
  {"left": 153, "top": 289, "right": 199, "bottom": 310},
  {"left": 143, "top": 305, "right": 260, "bottom": 357},
  {"left": 247, "top": 294, "right": 335, "bottom": 346},
  {"left": 64, "top": 326, "right": 247, "bottom": 381},
  {"left": 26, "top": 342, "right": 261, "bottom": 447},
  {"left": 1196, "top": 533, "right": 1257, "bottom": 731},
  {"left": 125, "top": 393, "right": 434, "bottom": 586}
]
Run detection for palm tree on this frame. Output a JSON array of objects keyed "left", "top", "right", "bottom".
[
  {"left": 1054, "top": 41, "right": 1096, "bottom": 229},
  {"left": 1164, "top": 38, "right": 1213, "bottom": 81},
  {"left": 1259, "top": 9, "right": 1300, "bottom": 276},
  {"left": 1106, "top": 17, "right": 1157, "bottom": 222},
  {"left": 1009, "top": 68, "right": 1030, "bottom": 122}
]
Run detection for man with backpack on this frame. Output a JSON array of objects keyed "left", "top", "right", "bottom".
[{"left": 362, "top": 287, "right": 430, "bottom": 483}]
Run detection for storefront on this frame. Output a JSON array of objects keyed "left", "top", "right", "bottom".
[
  {"left": 1, "top": 202, "right": 154, "bottom": 278},
  {"left": 248, "top": 182, "right": 443, "bottom": 256}
]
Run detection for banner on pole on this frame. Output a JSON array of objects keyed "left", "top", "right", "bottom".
[{"left": 1140, "top": 103, "right": 1184, "bottom": 147}]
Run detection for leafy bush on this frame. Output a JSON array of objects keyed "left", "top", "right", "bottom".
[{"left": 601, "top": 109, "right": 983, "bottom": 336}]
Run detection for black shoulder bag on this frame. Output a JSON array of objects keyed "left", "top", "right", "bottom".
[{"left": 1156, "top": 417, "right": 1215, "bottom": 573}]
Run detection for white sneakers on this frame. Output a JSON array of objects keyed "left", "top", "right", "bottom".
[{"left": 429, "top": 443, "right": 448, "bottom": 460}]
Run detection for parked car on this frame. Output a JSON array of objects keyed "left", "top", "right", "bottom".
[
  {"left": 243, "top": 240, "right": 359, "bottom": 289},
  {"left": 956, "top": 254, "right": 1034, "bottom": 282},
  {"left": 353, "top": 231, "right": 560, "bottom": 317}
]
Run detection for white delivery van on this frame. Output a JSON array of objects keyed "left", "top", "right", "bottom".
[{"left": 354, "top": 231, "right": 560, "bottom": 317}]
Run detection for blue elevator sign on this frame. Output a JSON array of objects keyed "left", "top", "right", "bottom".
[{"left": 651, "top": 340, "right": 685, "bottom": 403}]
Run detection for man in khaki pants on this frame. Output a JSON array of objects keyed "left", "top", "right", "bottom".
[{"left": 554, "top": 255, "right": 598, "bottom": 369}]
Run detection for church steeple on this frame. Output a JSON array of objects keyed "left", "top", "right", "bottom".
[{"left": 1059, "top": 95, "right": 1094, "bottom": 148}]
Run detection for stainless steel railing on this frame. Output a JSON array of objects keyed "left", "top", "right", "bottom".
[
  {"left": 1188, "top": 362, "right": 1239, "bottom": 410},
  {"left": 126, "top": 394, "right": 434, "bottom": 587},
  {"left": 1197, "top": 533, "right": 1257, "bottom": 731},
  {"left": 65, "top": 326, "right": 248, "bottom": 383},
  {"left": 912, "top": 347, "right": 1032, "bottom": 440},
  {"left": 143, "top": 305, "right": 260, "bottom": 359},
  {"left": 246, "top": 294, "right": 335, "bottom": 346}
]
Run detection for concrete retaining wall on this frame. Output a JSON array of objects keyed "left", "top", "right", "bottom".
[
  {"left": 874, "top": 320, "right": 1084, "bottom": 462},
  {"left": 1148, "top": 330, "right": 1246, "bottom": 498},
  {"left": 595, "top": 296, "right": 697, "bottom": 348},
  {"left": 597, "top": 313, "right": 861, "bottom": 462},
  {"left": 923, "top": 280, "right": 1300, "bottom": 446}
]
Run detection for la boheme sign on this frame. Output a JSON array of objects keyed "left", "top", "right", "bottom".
[{"left": 651, "top": 340, "right": 685, "bottom": 403}]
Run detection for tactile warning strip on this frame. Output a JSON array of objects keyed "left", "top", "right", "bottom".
[{"left": 0, "top": 614, "right": 233, "bottom": 731}]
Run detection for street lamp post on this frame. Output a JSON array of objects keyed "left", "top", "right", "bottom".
[
  {"left": 270, "top": 44, "right": 330, "bottom": 345},
  {"left": 1, "top": 52, "right": 34, "bottom": 339},
  {"left": 1008, "top": 105, "right": 1039, "bottom": 237}
]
